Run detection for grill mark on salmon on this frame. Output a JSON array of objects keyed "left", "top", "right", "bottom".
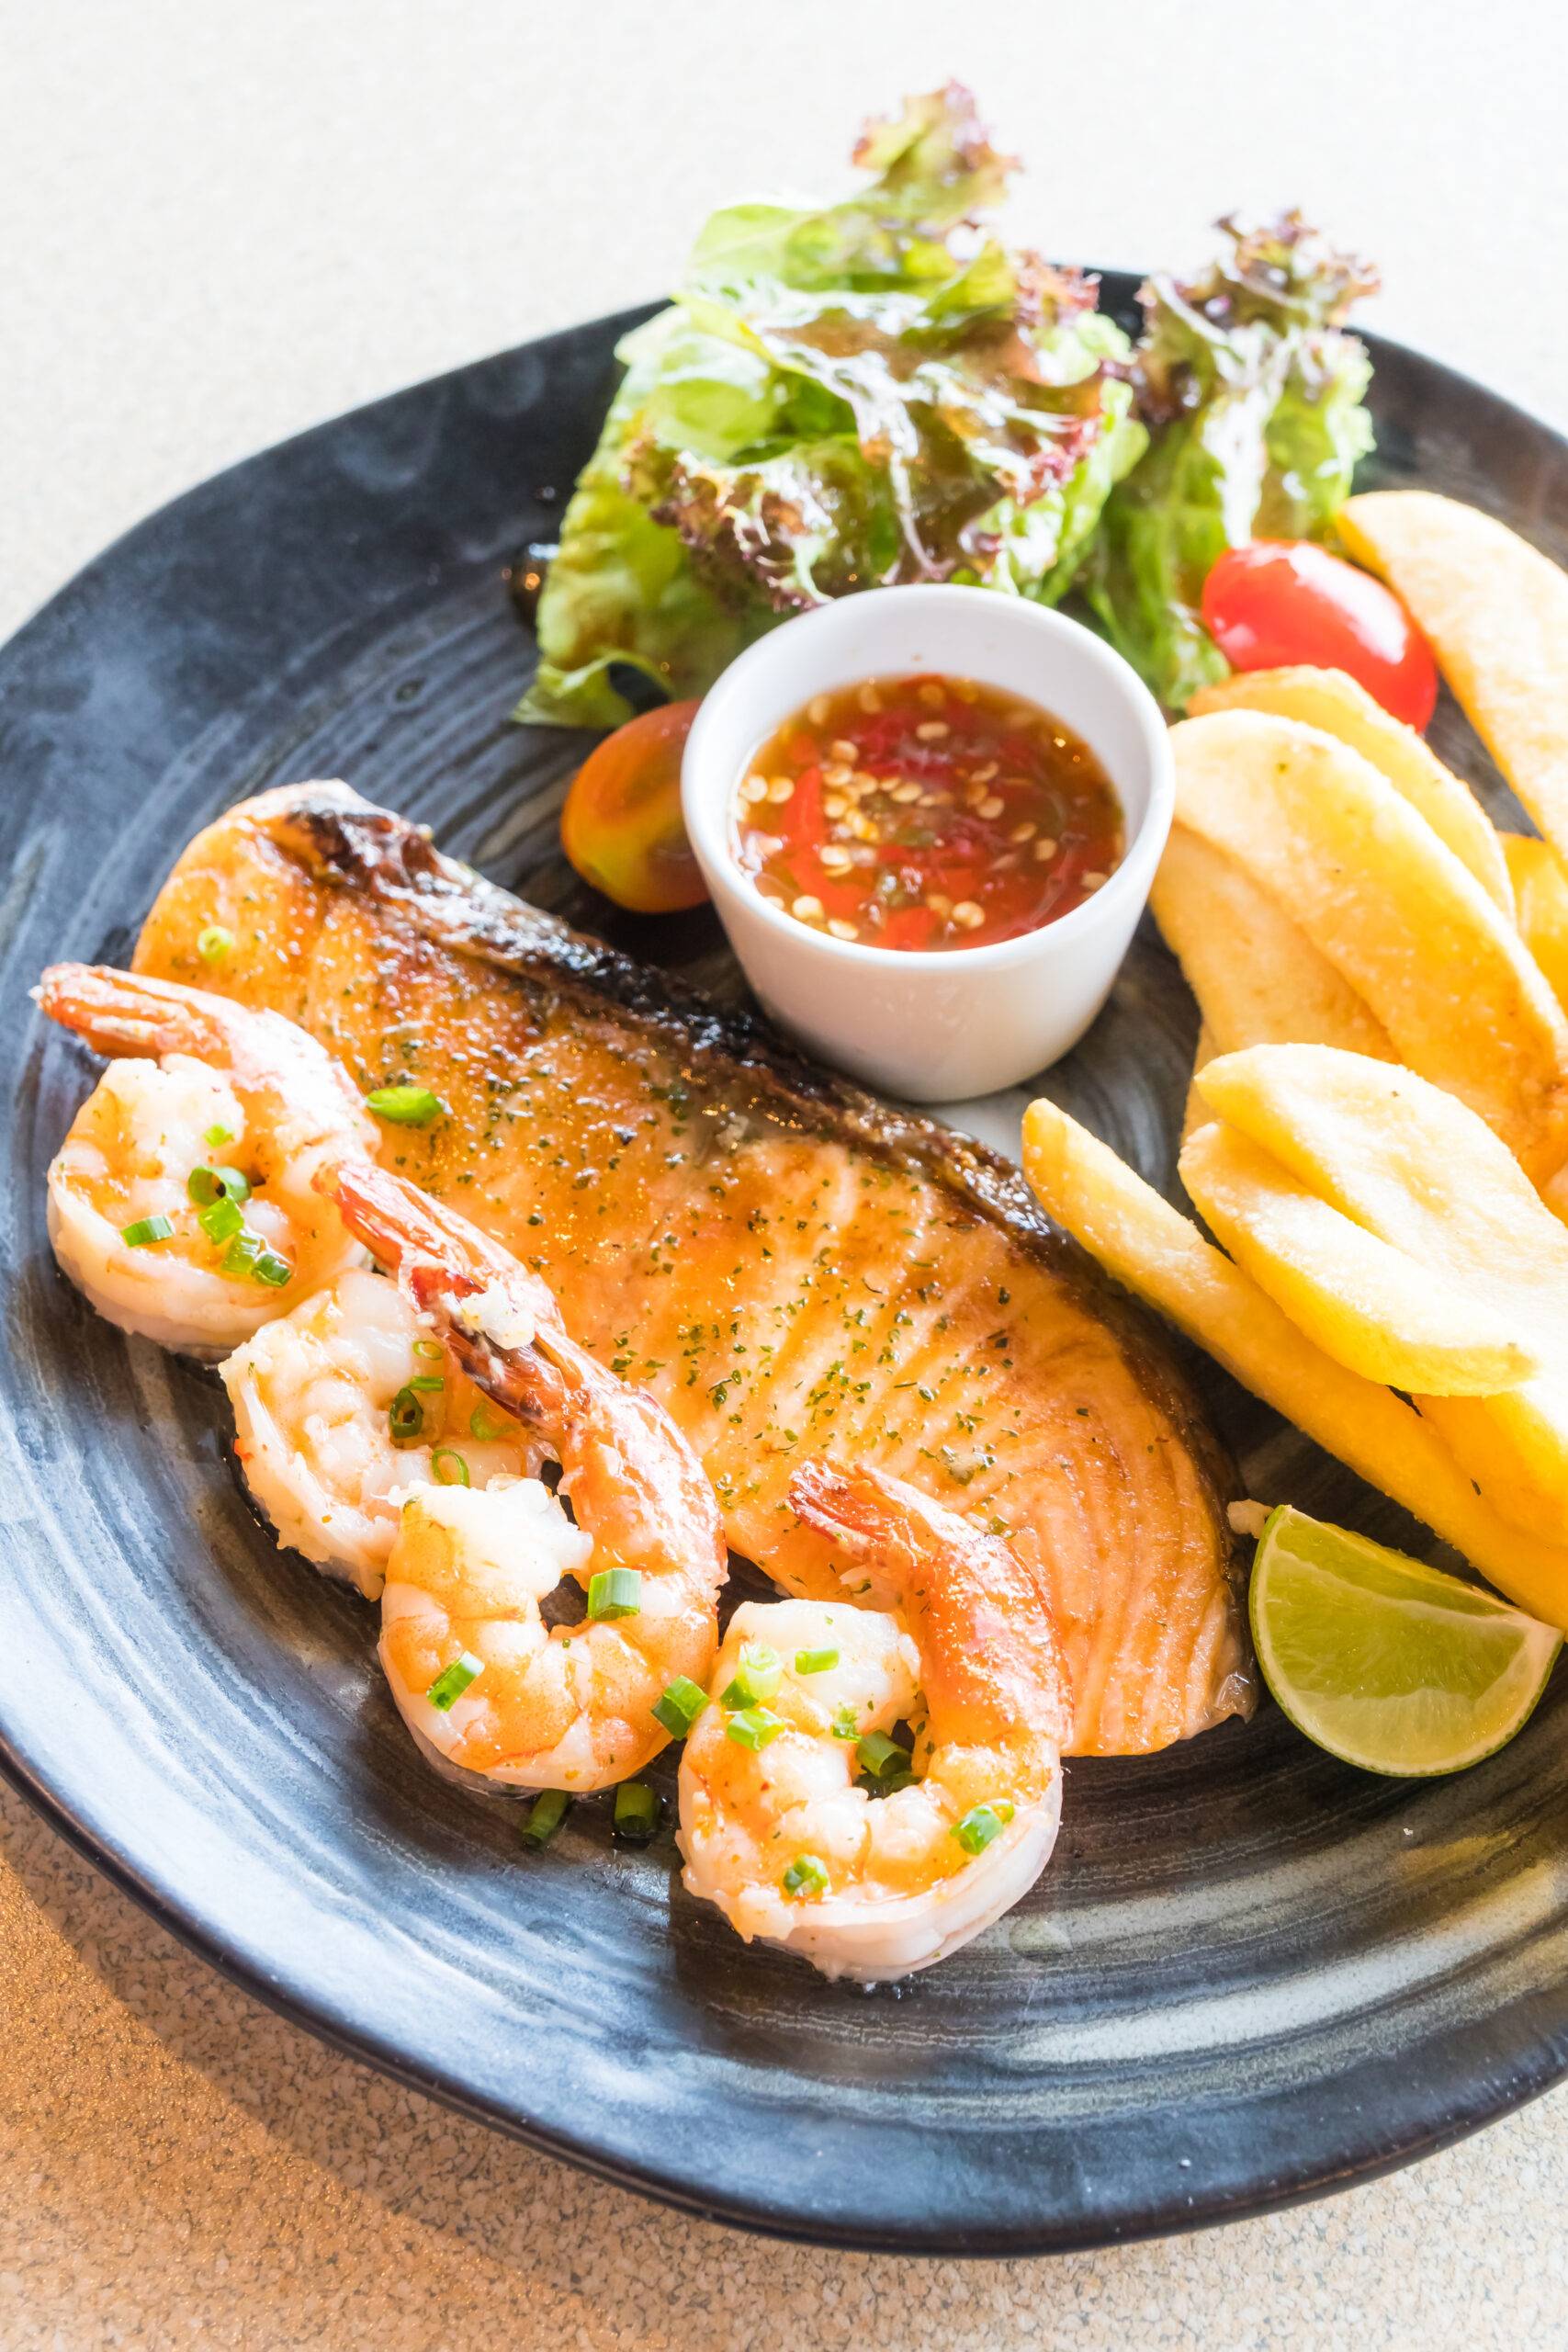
[{"left": 132, "top": 782, "right": 1252, "bottom": 1754}]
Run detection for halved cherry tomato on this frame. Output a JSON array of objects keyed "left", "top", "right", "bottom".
[
  {"left": 1201, "top": 541, "right": 1439, "bottom": 730},
  {"left": 559, "top": 699, "right": 707, "bottom": 914}
]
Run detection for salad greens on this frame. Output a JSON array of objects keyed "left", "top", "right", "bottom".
[
  {"left": 1081, "top": 214, "right": 1379, "bottom": 708},
  {"left": 518, "top": 96, "right": 1379, "bottom": 729},
  {"left": 518, "top": 86, "right": 1145, "bottom": 728}
]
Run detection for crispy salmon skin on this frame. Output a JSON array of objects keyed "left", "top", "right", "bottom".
[{"left": 133, "top": 783, "right": 1251, "bottom": 1754}]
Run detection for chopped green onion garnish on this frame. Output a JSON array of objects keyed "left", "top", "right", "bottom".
[
  {"left": 216, "top": 1226, "right": 291, "bottom": 1286},
  {"left": 829, "top": 1706, "right": 860, "bottom": 1741},
  {"left": 856, "top": 1730, "right": 911, "bottom": 1781},
  {"left": 952, "top": 1800, "right": 1015, "bottom": 1856},
  {"left": 409, "top": 1374, "right": 445, "bottom": 1393},
  {"left": 220, "top": 1230, "right": 259, "bottom": 1276},
  {"left": 426, "top": 1651, "right": 484, "bottom": 1711},
  {"left": 651, "top": 1676, "right": 708, "bottom": 1738},
  {"left": 520, "top": 1789, "right": 571, "bottom": 1849},
  {"left": 197, "top": 923, "right": 233, "bottom": 961},
  {"left": 412, "top": 1337, "right": 445, "bottom": 1361},
  {"left": 878, "top": 1770, "right": 920, "bottom": 1793},
  {"left": 587, "top": 1567, "right": 642, "bottom": 1621},
  {"left": 782, "top": 1854, "right": 829, "bottom": 1899},
  {"left": 431, "top": 1447, "right": 470, "bottom": 1487},
  {"left": 366, "top": 1084, "right": 445, "bottom": 1127},
  {"left": 389, "top": 1385, "right": 425, "bottom": 1445},
  {"left": 725, "top": 1706, "right": 785, "bottom": 1751},
  {"left": 795, "top": 1647, "right": 840, "bottom": 1676},
  {"left": 468, "top": 1405, "right": 510, "bottom": 1442},
  {"left": 613, "top": 1781, "right": 661, "bottom": 1841},
  {"left": 120, "top": 1214, "right": 174, "bottom": 1248},
  {"left": 720, "top": 1642, "right": 782, "bottom": 1710},
  {"left": 186, "top": 1163, "right": 250, "bottom": 1208},
  {"left": 203, "top": 1124, "right": 234, "bottom": 1148},
  {"left": 199, "top": 1194, "right": 244, "bottom": 1245}
]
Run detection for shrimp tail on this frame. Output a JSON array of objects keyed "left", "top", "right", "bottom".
[
  {"left": 36, "top": 963, "right": 233, "bottom": 1063},
  {"left": 791, "top": 1458, "right": 1074, "bottom": 1747},
  {"left": 330, "top": 1163, "right": 561, "bottom": 1329},
  {"left": 790, "top": 1458, "right": 928, "bottom": 1576},
  {"left": 329, "top": 1161, "right": 576, "bottom": 1435}
]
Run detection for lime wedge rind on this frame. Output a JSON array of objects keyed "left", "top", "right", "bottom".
[{"left": 1250, "top": 1504, "right": 1563, "bottom": 1778}]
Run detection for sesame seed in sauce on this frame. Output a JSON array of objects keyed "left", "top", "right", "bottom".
[{"left": 733, "top": 675, "right": 1121, "bottom": 952}]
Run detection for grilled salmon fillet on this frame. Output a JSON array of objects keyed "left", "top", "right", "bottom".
[{"left": 133, "top": 783, "right": 1251, "bottom": 1754}]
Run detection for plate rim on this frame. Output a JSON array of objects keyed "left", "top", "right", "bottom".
[{"left": 3, "top": 287, "right": 1567, "bottom": 2257}]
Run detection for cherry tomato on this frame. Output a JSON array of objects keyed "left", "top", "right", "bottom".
[
  {"left": 559, "top": 699, "right": 707, "bottom": 914},
  {"left": 1201, "top": 541, "right": 1439, "bottom": 729}
]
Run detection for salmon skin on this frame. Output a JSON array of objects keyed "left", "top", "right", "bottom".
[{"left": 134, "top": 782, "right": 1251, "bottom": 1755}]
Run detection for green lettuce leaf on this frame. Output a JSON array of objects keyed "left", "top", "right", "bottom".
[
  {"left": 517, "top": 86, "right": 1143, "bottom": 728},
  {"left": 1079, "top": 212, "right": 1378, "bottom": 711}
]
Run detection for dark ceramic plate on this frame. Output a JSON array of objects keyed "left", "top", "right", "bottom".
[{"left": 3, "top": 281, "right": 1567, "bottom": 2256}]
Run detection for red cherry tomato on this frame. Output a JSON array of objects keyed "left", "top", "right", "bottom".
[
  {"left": 1201, "top": 541, "right": 1439, "bottom": 730},
  {"left": 559, "top": 699, "right": 707, "bottom": 914}
]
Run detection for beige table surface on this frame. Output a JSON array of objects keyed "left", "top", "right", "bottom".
[{"left": 5, "top": 6, "right": 1568, "bottom": 2346}]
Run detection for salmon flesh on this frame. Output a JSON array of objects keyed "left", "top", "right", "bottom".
[{"left": 133, "top": 783, "right": 1251, "bottom": 1754}]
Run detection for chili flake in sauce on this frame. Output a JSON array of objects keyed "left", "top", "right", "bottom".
[{"left": 731, "top": 674, "right": 1124, "bottom": 951}]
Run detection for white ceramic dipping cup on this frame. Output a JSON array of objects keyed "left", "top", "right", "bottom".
[{"left": 681, "top": 584, "right": 1174, "bottom": 1102}]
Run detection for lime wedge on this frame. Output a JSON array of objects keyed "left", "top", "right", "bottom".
[{"left": 1250, "top": 1505, "right": 1562, "bottom": 1776}]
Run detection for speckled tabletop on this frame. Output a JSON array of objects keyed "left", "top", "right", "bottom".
[{"left": 6, "top": 6, "right": 1568, "bottom": 2346}]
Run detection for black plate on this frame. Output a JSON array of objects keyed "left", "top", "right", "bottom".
[{"left": 4, "top": 281, "right": 1568, "bottom": 2256}]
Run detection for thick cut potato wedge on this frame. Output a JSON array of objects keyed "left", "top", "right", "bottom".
[
  {"left": 1151, "top": 825, "right": 1396, "bottom": 1062},
  {"left": 1189, "top": 664, "right": 1513, "bottom": 914},
  {"left": 1505, "top": 834, "right": 1568, "bottom": 1014},
  {"left": 1338, "top": 492, "right": 1568, "bottom": 865},
  {"left": 1419, "top": 1385, "right": 1568, "bottom": 1546},
  {"left": 1171, "top": 710, "right": 1568, "bottom": 1175},
  {"left": 1194, "top": 1042, "right": 1568, "bottom": 1355},
  {"left": 1179, "top": 1118, "right": 1539, "bottom": 1396},
  {"left": 1020, "top": 1097, "right": 1568, "bottom": 1625}
]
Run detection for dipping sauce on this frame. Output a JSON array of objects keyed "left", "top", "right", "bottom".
[{"left": 731, "top": 674, "right": 1124, "bottom": 950}]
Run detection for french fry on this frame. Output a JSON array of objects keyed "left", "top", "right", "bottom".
[
  {"left": 1189, "top": 664, "right": 1514, "bottom": 914},
  {"left": 1338, "top": 491, "right": 1568, "bottom": 865},
  {"left": 1020, "top": 1096, "right": 1568, "bottom": 1625},
  {"left": 1505, "top": 834, "right": 1568, "bottom": 1014},
  {"left": 1179, "top": 1117, "right": 1539, "bottom": 1396},
  {"left": 1193, "top": 1042, "right": 1568, "bottom": 1349},
  {"left": 1171, "top": 710, "right": 1568, "bottom": 1176},
  {"left": 1151, "top": 824, "right": 1396, "bottom": 1061}
]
